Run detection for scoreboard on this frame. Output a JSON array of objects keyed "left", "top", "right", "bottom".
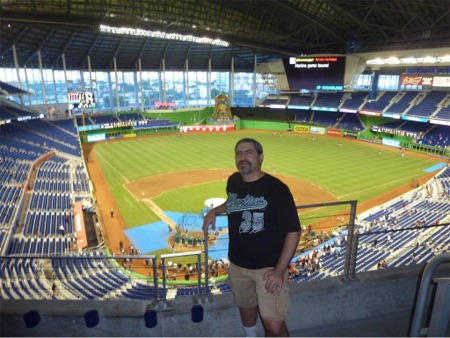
[
  {"left": 67, "top": 91, "right": 96, "bottom": 109},
  {"left": 282, "top": 56, "right": 346, "bottom": 92}
]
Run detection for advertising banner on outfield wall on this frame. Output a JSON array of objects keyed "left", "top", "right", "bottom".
[
  {"left": 343, "top": 130, "right": 358, "bottom": 139},
  {"left": 179, "top": 124, "right": 235, "bottom": 133},
  {"left": 294, "top": 125, "right": 310, "bottom": 133},
  {"left": 310, "top": 126, "right": 326, "bottom": 135},
  {"left": 382, "top": 137, "right": 401, "bottom": 148},
  {"left": 327, "top": 128, "right": 341, "bottom": 136}
]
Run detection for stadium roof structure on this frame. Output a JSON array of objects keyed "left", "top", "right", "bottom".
[{"left": 0, "top": 0, "right": 449, "bottom": 72}]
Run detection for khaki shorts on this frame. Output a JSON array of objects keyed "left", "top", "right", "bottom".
[{"left": 227, "top": 262, "right": 291, "bottom": 321}]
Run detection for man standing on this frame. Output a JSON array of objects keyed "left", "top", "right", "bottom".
[{"left": 203, "top": 138, "right": 301, "bottom": 337}]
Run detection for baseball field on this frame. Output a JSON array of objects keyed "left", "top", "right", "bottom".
[{"left": 83, "top": 129, "right": 442, "bottom": 259}]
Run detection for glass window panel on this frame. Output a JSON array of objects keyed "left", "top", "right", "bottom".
[
  {"left": 93, "top": 71, "right": 110, "bottom": 109},
  {"left": 66, "top": 70, "right": 81, "bottom": 92},
  {"left": 54, "top": 70, "right": 67, "bottom": 103},
  {"left": 187, "top": 71, "right": 208, "bottom": 107},
  {"left": 164, "top": 71, "right": 184, "bottom": 106},
  {"left": 26, "top": 69, "right": 43, "bottom": 105},
  {"left": 210, "top": 72, "right": 230, "bottom": 106},
  {"left": 42, "top": 69, "right": 56, "bottom": 103},
  {"left": 0, "top": 68, "right": 19, "bottom": 104},
  {"left": 234, "top": 72, "right": 253, "bottom": 107},
  {"left": 122, "top": 71, "right": 136, "bottom": 109},
  {"left": 140, "top": 71, "right": 160, "bottom": 109}
]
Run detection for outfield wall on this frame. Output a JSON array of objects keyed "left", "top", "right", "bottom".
[
  {"left": 239, "top": 119, "right": 291, "bottom": 130},
  {"left": 232, "top": 107, "right": 297, "bottom": 121},
  {"left": 143, "top": 107, "right": 213, "bottom": 125},
  {"left": 78, "top": 107, "right": 449, "bottom": 157}
]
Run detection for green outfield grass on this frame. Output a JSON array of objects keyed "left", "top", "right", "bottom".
[{"left": 93, "top": 130, "right": 440, "bottom": 229}]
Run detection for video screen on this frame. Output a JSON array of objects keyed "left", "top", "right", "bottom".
[{"left": 282, "top": 56, "right": 346, "bottom": 92}]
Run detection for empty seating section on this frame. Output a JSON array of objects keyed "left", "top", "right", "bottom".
[
  {"left": 147, "top": 118, "right": 172, "bottom": 126},
  {"left": 435, "top": 105, "right": 450, "bottom": 120},
  {"left": 0, "top": 103, "right": 36, "bottom": 121},
  {"left": 48, "top": 257, "right": 167, "bottom": 300},
  {"left": 0, "top": 82, "right": 29, "bottom": 96},
  {"left": 0, "top": 132, "right": 47, "bottom": 161},
  {"left": 9, "top": 237, "right": 72, "bottom": 255},
  {"left": 312, "top": 92, "right": 342, "bottom": 110},
  {"left": 0, "top": 158, "right": 30, "bottom": 250},
  {"left": 288, "top": 95, "right": 314, "bottom": 108},
  {"left": 119, "top": 283, "right": 166, "bottom": 300},
  {"left": 1, "top": 120, "right": 81, "bottom": 157},
  {"left": 339, "top": 92, "right": 368, "bottom": 112},
  {"left": 76, "top": 115, "right": 93, "bottom": 126},
  {"left": 10, "top": 159, "right": 75, "bottom": 255},
  {"left": 311, "top": 111, "right": 344, "bottom": 127},
  {"left": 74, "top": 164, "right": 91, "bottom": 196},
  {"left": 336, "top": 113, "right": 364, "bottom": 131},
  {"left": 375, "top": 120, "right": 405, "bottom": 132},
  {"left": 0, "top": 105, "right": 21, "bottom": 120},
  {"left": 360, "top": 91, "right": 397, "bottom": 112},
  {"left": 294, "top": 110, "right": 313, "bottom": 123},
  {"left": 406, "top": 91, "right": 447, "bottom": 118},
  {"left": 386, "top": 91, "right": 419, "bottom": 114},
  {"left": 49, "top": 119, "right": 78, "bottom": 135},
  {"left": 90, "top": 114, "right": 119, "bottom": 125},
  {"left": 20, "top": 119, "right": 81, "bottom": 157},
  {"left": 0, "top": 258, "right": 52, "bottom": 300},
  {"left": 400, "top": 121, "right": 429, "bottom": 134},
  {"left": 260, "top": 98, "right": 288, "bottom": 107},
  {"left": 117, "top": 112, "right": 143, "bottom": 122},
  {"left": 53, "top": 258, "right": 122, "bottom": 299},
  {"left": 175, "top": 286, "right": 208, "bottom": 298}
]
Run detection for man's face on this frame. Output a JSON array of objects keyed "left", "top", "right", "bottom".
[{"left": 235, "top": 142, "right": 263, "bottom": 176}]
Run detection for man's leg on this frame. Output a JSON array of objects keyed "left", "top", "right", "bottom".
[
  {"left": 239, "top": 306, "right": 258, "bottom": 327},
  {"left": 228, "top": 263, "right": 259, "bottom": 336},
  {"left": 239, "top": 306, "right": 258, "bottom": 337},
  {"left": 256, "top": 268, "right": 291, "bottom": 337},
  {"left": 261, "top": 318, "right": 289, "bottom": 337}
]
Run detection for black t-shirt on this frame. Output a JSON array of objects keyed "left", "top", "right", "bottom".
[{"left": 226, "top": 172, "right": 301, "bottom": 269}]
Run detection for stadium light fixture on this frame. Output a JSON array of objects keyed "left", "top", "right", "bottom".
[{"left": 99, "top": 24, "right": 229, "bottom": 47}]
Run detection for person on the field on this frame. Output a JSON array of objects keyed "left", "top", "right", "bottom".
[{"left": 203, "top": 138, "right": 301, "bottom": 337}]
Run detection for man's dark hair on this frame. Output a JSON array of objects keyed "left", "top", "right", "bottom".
[{"left": 235, "top": 138, "right": 264, "bottom": 155}]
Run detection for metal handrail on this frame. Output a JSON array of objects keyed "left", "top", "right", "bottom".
[{"left": 409, "top": 252, "right": 450, "bottom": 337}]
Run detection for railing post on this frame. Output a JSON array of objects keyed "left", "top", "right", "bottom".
[
  {"left": 196, "top": 252, "right": 202, "bottom": 300},
  {"left": 202, "top": 233, "right": 214, "bottom": 302},
  {"left": 151, "top": 257, "right": 159, "bottom": 302},
  {"left": 160, "top": 257, "right": 167, "bottom": 303},
  {"left": 204, "top": 234, "right": 209, "bottom": 299},
  {"left": 343, "top": 200, "right": 358, "bottom": 280}
]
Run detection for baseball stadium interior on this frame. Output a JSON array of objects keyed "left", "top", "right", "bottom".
[{"left": 0, "top": 1, "right": 450, "bottom": 336}]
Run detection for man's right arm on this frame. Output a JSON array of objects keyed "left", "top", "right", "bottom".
[{"left": 202, "top": 202, "right": 227, "bottom": 235}]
